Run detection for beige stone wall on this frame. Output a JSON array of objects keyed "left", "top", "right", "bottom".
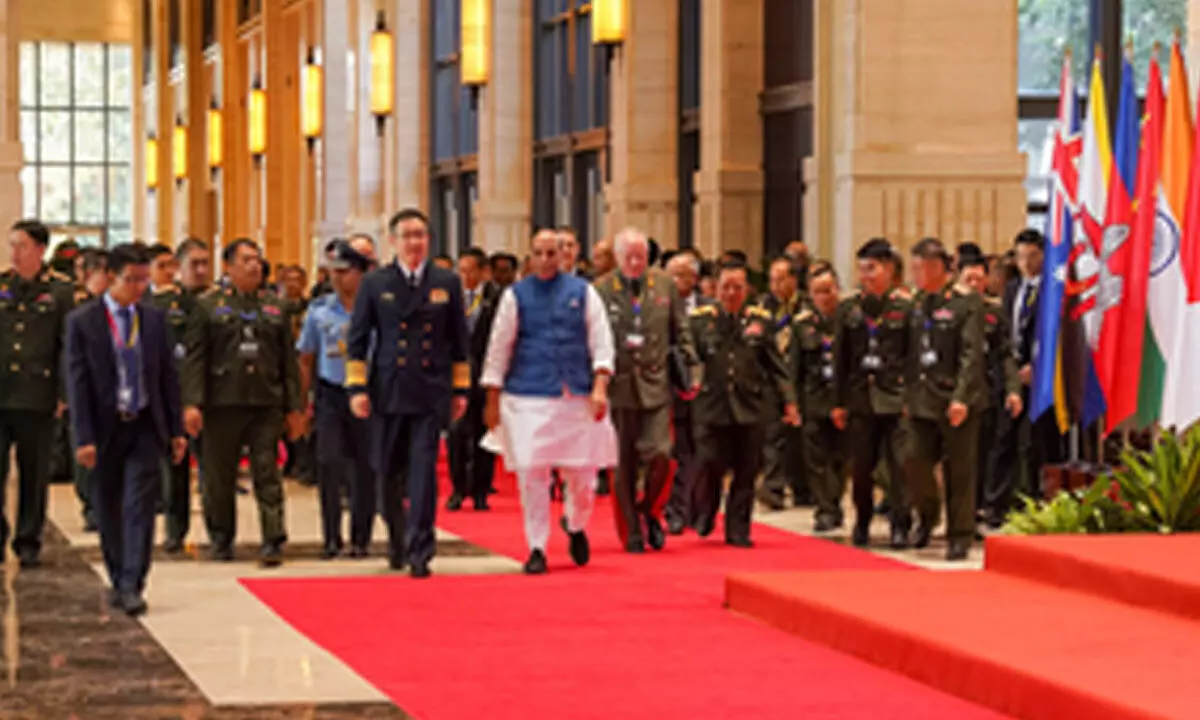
[{"left": 811, "top": 0, "right": 1026, "bottom": 277}]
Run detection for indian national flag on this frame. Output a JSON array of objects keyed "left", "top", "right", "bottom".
[{"left": 1142, "top": 41, "right": 1192, "bottom": 428}]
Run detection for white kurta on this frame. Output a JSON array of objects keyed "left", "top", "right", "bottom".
[{"left": 479, "top": 282, "right": 619, "bottom": 472}]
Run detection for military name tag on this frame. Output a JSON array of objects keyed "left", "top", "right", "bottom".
[
  {"left": 821, "top": 365, "right": 835, "bottom": 380},
  {"left": 862, "top": 354, "right": 882, "bottom": 370},
  {"left": 920, "top": 349, "right": 938, "bottom": 367},
  {"left": 238, "top": 341, "right": 260, "bottom": 359},
  {"left": 625, "top": 333, "right": 645, "bottom": 349}
]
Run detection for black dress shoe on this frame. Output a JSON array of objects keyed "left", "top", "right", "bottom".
[
  {"left": 890, "top": 526, "right": 911, "bottom": 550},
  {"left": 645, "top": 515, "right": 666, "bottom": 551},
  {"left": 665, "top": 515, "right": 686, "bottom": 535},
  {"left": 259, "top": 542, "right": 284, "bottom": 568},
  {"left": 410, "top": 562, "right": 432, "bottom": 579},
  {"left": 625, "top": 538, "right": 646, "bottom": 554},
  {"left": 349, "top": 545, "right": 369, "bottom": 559},
  {"left": 319, "top": 543, "right": 341, "bottom": 560},
  {"left": 388, "top": 556, "right": 406, "bottom": 571},
  {"left": 851, "top": 524, "right": 870, "bottom": 547},
  {"left": 446, "top": 493, "right": 464, "bottom": 512},
  {"left": 725, "top": 536, "right": 754, "bottom": 549},
  {"left": 18, "top": 551, "right": 40, "bottom": 569},
  {"left": 118, "top": 591, "right": 148, "bottom": 617},
  {"left": 523, "top": 549, "right": 548, "bottom": 575},
  {"left": 207, "top": 544, "right": 234, "bottom": 562},
  {"left": 912, "top": 525, "right": 932, "bottom": 549},
  {"left": 472, "top": 496, "right": 490, "bottom": 511},
  {"left": 693, "top": 519, "right": 715, "bottom": 538},
  {"left": 756, "top": 490, "right": 785, "bottom": 512},
  {"left": 946, "top": 539, "right": 971, "bottom": 561},
  {"left": 163, "top": 537, "right": 185, "bottom": 554},
  {"left": 567, "top": 529, "right": 590, "bottom": 567},
  {"left": 83, "top": 514, "right": 98, "bottom": 533}
]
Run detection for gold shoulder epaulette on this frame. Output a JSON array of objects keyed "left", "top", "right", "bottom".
[
  {"left": 795, "top": 309, "right": 813, "bottom": 323},
  {"left": 690, "top": 304, "right": 717, "bottom": 317},
  {"left": 891, "top": 286, "right": 913, "bottom": 301},
  {"left": 44, "top": 269, "right": 71, "bottom": 283},
  {"left": 153, "top": 283, "right": 180, "bottom": 296},
  {"left": 746, "top": 306, "right": 772, "bottom": 320},
  {"left": 984, "top": 294, "right": 1002, "bottom": 307}
]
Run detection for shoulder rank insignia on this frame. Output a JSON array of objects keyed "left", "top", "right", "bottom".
[
  {"left": 890, "top": 286, "right": 913, "bottom": 301},
  {"left": 794, "top": 309, "right": 814, "bottom": 324},
  {"left": 746, "top": 306, "right": 772, "bottom": 320},
  {"left": 689, "top": 304, "right": 717, "bottom": 317},
  {"left": 953, "top": 281, "right": 974, "bottom": 297},
  {"left": 984, "top": 295, "right": 1002, "bottom": 307}
]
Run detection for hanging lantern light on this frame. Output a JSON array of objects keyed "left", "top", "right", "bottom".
[
  {"left": 207, "top": 100, "right": 223, "bottom": 175},
  {"left": 172, "top": 115, "right": 187, "bottom": 184},
  {"left": 301, "top": 47, "right": 323, "bottom": 152},
  {"left": 145, "top": 134, "right": 159, "bottom": 191},
  {"left": 369, "top": 11, "right": 394, "bottom": 135},
  {"left": 248, "top": 77, "right": 267, "bottom": 163}
]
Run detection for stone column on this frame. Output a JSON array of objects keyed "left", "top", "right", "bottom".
[
  {"left": 813, "top": 0, "right": 1026, "bottom": 275},
  {"left": 605, "top": 0, "right": 679, "bottom": 248},
  {"left": 386, "top": 0, "right": 428, "bottom": 215},
  {"left": 0, "top": 0, "right": 18, "bottom": 267},
  {"left": 694, "top": 0, "right": 764, "bottom": 265},
  {"left": 317, "top": 0, "right": 353, "bottom": 254},
  {"left": 475, "top": 0, "right": 532, "bottom": 253}
]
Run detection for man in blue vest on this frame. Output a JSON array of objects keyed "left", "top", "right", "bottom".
[{"left": 481, "top": 229, "right": 617, "bottom": 575}]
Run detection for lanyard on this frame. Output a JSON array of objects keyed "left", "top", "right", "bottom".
[
  {"left": 465, "top": 289, "right": 483, "bottom": 317},
  {"left": 104, "top": 304, "right": 140, "bottom": 348}
]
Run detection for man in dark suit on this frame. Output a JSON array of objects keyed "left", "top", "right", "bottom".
[
  {"left": 447, "top": 247, "right": 498, "bottom": 512},
  {"left": 66, "top": 243, "right": 186, "bottom": 616},
  {"left": 982, "top": 228, "right": 1064, "bottom": 526},
  {"left": 347, "top": 208, "right": 470, "bottom": 578}
]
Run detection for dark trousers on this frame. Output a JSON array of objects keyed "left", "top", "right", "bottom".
[
  {"left": 315, "top": 381, "right": 375, "bottom": 549},
  {"left": 908, "top": 414, "right": 980, "bottom": 542},
  {"left": 0, "top": 409, "right": 54, "bottom": 557},
  {"left": 446, "top": 388, "right": 494, "bottom": 503},
  {"left": 984, "top": 393, "right": 1065, "bottom": 518},
  {"left": 693, "top": 422, "right": 764, "bottom": 541},
  {"left": 611, "top": 405, "right": 672, "bottom": 545},
  {"left": 162, "top": 445, "right": 191, "bottom": 544},
  {"left": 377, "top": 412, "right": 441, "bottom": 567},
  {"left": 975, "top": 406, "right": 998, "bottom": 511},
  {"left": 665, "top": 401, "right": 698, "bottom": 526},
  {"left": 93, "top": 413, "right": 161, "bottom": 593},
  {"left": 761, "top": 417, "right": 806, "bottom": 501},
  {"left": 201, "top": 406, "right": 286, "bottom": 550},
  {"left": 67, "top": 420, "right": 95, "bottom": 526},
  {"left": 846, "top": 413, "right": 910, "bottom": 531},
  {"left": 804, "top": 417, "right": 846, "bottom": 524}
]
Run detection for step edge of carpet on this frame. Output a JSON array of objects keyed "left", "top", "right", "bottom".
[
  {"left": 984, "top": 535, "right": 1200, "bottom": 624},
  {"left": 724, "top": 572, "right": 1170, "bottom": 720}
]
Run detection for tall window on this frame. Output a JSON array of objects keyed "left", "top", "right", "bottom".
[
  {"left": 19, "top": 42, "right": 134, "bottom": 247},
  {"left": 760, "top": 0, "right": 813, "bottom": 258},
  {"left": 678, "top": 0, "right": 700, "bottom": 249},
  {"left": 430, "top": 0, "right": 479, "bottom": 256},
  {"left": 1017, "top": 0, "right": 1186, "bottom": 227},
  {"left": 532, "top": 0, "right": 609, "bottom": 252}
]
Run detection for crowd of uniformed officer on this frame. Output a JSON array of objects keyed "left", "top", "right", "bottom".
[{"left": 1, "top": 212, "right": 1045, "bottom": 571}]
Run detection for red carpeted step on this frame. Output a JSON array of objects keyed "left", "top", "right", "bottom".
[
  {"left": 985, "top": 534, "right": 1200, "bottom": 623},
  {"left": 726, "top": 570, "right": 1200, "bottom": 720},
  {"left": 244, "top": 573, "right": 1012, "bottom": 720}
]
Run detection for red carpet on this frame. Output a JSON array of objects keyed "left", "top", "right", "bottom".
[
  {"left": 985, "top": 534, "right": 1200, "bottom": 622},
  {"left": 726, "top": 570, "right": 1200, "bottom": 720},
  {"left": 242, "top": 458, "right": 1011, "bottom": 719}
]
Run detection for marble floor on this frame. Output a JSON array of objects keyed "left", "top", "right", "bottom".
[{"left": 2, "top": 475, "right": 984, "bottom": 719}]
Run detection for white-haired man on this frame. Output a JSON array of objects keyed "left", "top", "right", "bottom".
[
  {"left": 481, "top": 229, "right": 617, "bottom": 574},
  {"left": 594, "top": 229, "right": 699, "bottom": 552}
]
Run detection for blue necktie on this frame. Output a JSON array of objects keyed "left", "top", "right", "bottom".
[{"left": 118, "top": 307, "right": 139, "bottom": 412}]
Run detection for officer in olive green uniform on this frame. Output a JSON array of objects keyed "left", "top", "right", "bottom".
[
  {"left": 756, "top": 256, "right": 809, "bottom": 510},
  {"left": 594, "top": 232, "right": 697, "bottom": 553},
  {"left": 832, "top": 238, "right": 913, "bottom": 548},
  {"left": 956, "top": 250, "right": 1021, "bottom": 522},
  {"left": 689, "top": 263, "right": 797, "bottom": 547},
  {"left": 145, "top": 276, "right": 199, "bottom": 552},
  {"left": 904, "top": 238, "right": 986, "bottom": 561},
  {"left": 791, "top": 261, "right": 846, "bottom": 532},
  {"left": 0, "top": 220, "right": 75, "bottom": 567},
  {"left": 182, "top": 239, "right": 304, "bottom": 566}
]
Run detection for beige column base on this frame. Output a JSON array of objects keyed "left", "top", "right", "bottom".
[{"left": 694, "top": 167, "right": 764, "bottom": 265}]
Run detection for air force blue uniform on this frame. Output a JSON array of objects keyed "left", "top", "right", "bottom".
[
  {"left": 346, "top": 260, "right": 469, "bottom": 570},
  {"left": 297, "top": 293, "right": 375, "bottom": 554}
]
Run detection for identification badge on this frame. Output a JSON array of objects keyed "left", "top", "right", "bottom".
[
  {"left": 174, "top": 343, "right": 186, "bottom": 360},
  {"left": 821, "top": 365, "right": 835, "bottom": 380},
  {"left": 238, "top": 341, "right": 260, "bottom": 359},
  {"left": 117, "top": 387, "right": 133, "bottom": 409},
  {"left": 920, "top": 349, "right": 938, "bottom": 367},
  {"left": 625, "top": 333, "right": 645, "bottom": 349},
  {"left": 862, "top": 354, "right": 882, "bottom": 370}
]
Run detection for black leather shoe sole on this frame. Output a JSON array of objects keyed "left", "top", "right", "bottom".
[
  {"left": 568, "top": 532, "right": 590, "bottom": 567},
  {"left": 523, "top": 550, "right": 548, "bottom": 575},
  {"left": 410, "top": 563, "right": 432, "bottom": 579},
  {"left": 645, "top": 516, "right": 666, "bottom": 551}
]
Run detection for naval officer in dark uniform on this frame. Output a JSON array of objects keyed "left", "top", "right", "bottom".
[
  {"left": 347, "top": 208, "right": 470, "bottom": 578},
  {"left": 0, "top": 219, "right": 75, "bottom": 567}
]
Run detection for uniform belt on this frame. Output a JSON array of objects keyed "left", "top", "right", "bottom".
[
  {"left": 118, "top": 410, "right": 142, "bottom": 423},
  {"left": 318, "top": 378, "right": 347, "bottom": 392}
]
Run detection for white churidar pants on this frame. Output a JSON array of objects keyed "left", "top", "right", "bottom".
[{"left": 516, "top": 466, "right": 597, "bottom": 552}]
